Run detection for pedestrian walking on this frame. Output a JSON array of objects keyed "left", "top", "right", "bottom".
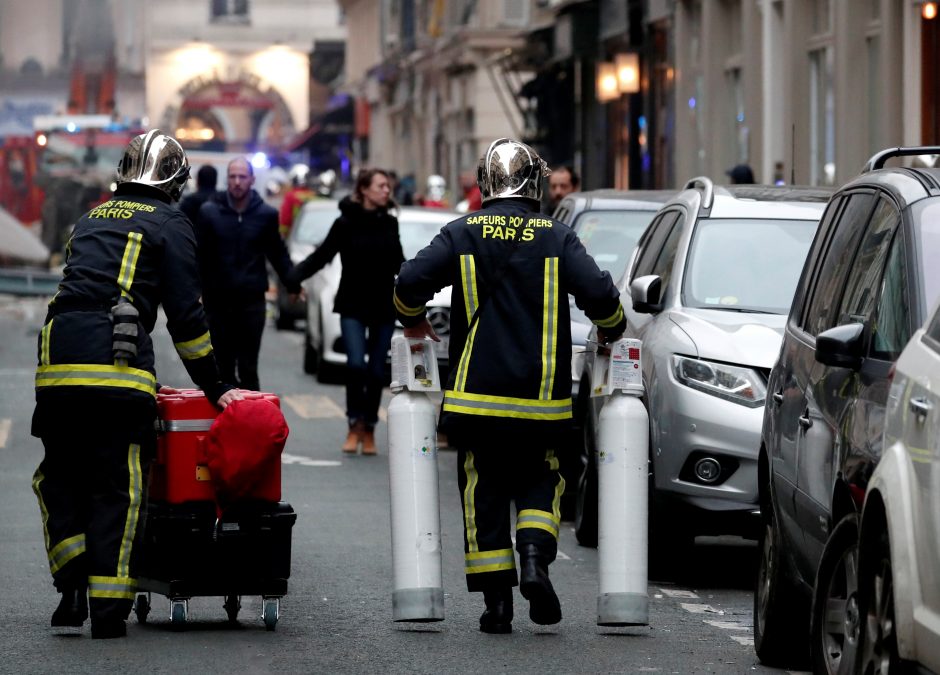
[
  {"left": 393, "top": 138, "right": 626, "bottom": 633},
  {"left": 287, "top": 168, "right": 404, "bottom": 455},
  {"left": 196, "top": 157, "right": 300, "bottom": 391},
  {"left": 31, "top": 130, "right": 240, "bottom": 639},
  {"left": 178, "top": 164, "right": 218, "bottom": 225}
]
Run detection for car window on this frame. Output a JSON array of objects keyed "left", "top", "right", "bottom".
[
  {"left": 292, "top": 208, "right": 339, "bottom": 245},
  {"left": 837, "top": 197, "right": 901, "bottom": 325},
  {"left": 650, "top": 212, "right": 686, "bottom": 295},
  {"left": 924, "top": 300, "right": 940, "bottom": 353},
  {"left": 683, "top": 218, "right": 817, "bottom": 313},
  {"left": 399, "top": 217, "right": 447, "bottom": 259},
  {"left": 632, "top": 211, "right": 680, "bottom": 280},
  {"left": 916, "top": 200, "right": 940, "bottom": 314},
  {"left": 573, "top": 210, "right": 656, "bottom": 282},
  {"left": 871, "top": 229, "right": 912, "bottom": 361},
  {"left": 802, "top": 192, "right": 876, "bottom": 336}
]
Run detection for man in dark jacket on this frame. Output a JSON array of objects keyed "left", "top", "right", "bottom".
[
  {"left": 178, "top": 164, "right": 218, "bottom": 225},
  {"left": 394, "top": 139, "right": 626, "bottom": 634},
  {"left": 32, "top": 130, "right": 240, "bottom": 639},
  {"left": 196, "top": 157, "right": 300, "bottom": 391}
]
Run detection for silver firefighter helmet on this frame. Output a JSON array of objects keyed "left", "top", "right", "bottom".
[
  {"left": 477, "top": 138, "right": 550, "bottom": 204},
  {"left": 116, "top": 130, "right": 190, "bottom": 202}
]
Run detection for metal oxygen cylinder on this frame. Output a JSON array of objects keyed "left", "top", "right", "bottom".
[
  {"left": 387, "top": 336, "right": 444, "bottom": 622},
  {"left": 111, "top": 297, "right": 139, "bottom": 364},
  {"left": 591, "top": 337, "right": 649, "bottom": 626}
]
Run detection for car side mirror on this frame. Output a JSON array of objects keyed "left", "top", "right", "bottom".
[
  {"left": 815, "top": 323, "right": 865, "bottom": 369},
  {"left": 630, "top": 275, "right": 663, "bottom": 314}
]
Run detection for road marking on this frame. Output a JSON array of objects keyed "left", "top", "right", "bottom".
[
  {"left": 680, "top": 603, "right": 724, "bottom": 614},
  {"left": 282, "top": 394, "right": 345, "bottom": 419},
  {"left": 282, "top": 453, "right": 341, "bottom": 467},
  {"left": 556, "top": 550, "right": 571, "bottom": 561},
  {"left": 704, "top": 620, "right": 749, "bottom": 631},
  {"left": 0, "top": 418, "right": 10, "bottom": 448},
  {"left": 731, "top": 635, "right": 755, "bottom": 646},
  {"left": 659, "top": 588, "right": 699, "bottom": 599}
]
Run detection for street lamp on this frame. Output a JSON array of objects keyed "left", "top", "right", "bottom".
[
  {"left": 596, "top": 62, "right": 620, "bottom": 103},
  {"left": 924, "top": 1, "right": 938, "bottom": 19},
  {"left": 615, "top": 53, "right": 640, "bottom": 95}
]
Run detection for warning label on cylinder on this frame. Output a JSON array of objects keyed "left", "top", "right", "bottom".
[{"left": 609, "top": 339, "right": 642, "bottom": 390}]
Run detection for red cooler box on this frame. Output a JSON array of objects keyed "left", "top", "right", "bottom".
[{"left": 150, "top": 389, "right": 282, "bottom": 504}]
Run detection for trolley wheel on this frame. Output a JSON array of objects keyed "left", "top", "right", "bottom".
[
  {"left": 224, "top": 595, "right": 241, "bottom": 623},
  {"left": 170, "top": 599, "right": 188, "bottom": 628},
  {"left": 262, "top": 597, "right": 279, "bottom": 631},
  {"left": 134, "top": 593, "right": 150, "bottom": 624}
]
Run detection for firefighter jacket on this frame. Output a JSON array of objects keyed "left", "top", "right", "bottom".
[
  {"left": 33, "top": 184, "right": 229, "bottom": 436},
  {"left": 196, "top": 189, "right": 299, "bottom": 301},
  {"left": 394, "top": 198, "right": 626, "bottom": 443}
]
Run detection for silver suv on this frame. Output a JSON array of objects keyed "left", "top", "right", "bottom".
[{"left": 575, "top": 178, "right": 831, "bottom": 563}]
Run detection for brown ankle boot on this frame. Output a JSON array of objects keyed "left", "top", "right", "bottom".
[
  {"left": 361, "top": 427, "right": 377, "bottom": 455},
  {"left": 342, "top": 422, "right": 363, "bottom": 453}
]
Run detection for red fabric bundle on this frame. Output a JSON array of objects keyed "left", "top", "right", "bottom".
[{"left": 206, "top": 397, "right": 288, "bottom": 509}]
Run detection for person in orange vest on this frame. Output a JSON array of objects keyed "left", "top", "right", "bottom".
[{"left": 278, "top": 164, "right": 316, "bottom": 238}]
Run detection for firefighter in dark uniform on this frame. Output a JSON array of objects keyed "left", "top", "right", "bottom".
[
  {"left": 394, "top": 138, "right": 626, "bottom": 633},
  {"left": 31, "top": 130, "right": 240, "bottom": 639}
]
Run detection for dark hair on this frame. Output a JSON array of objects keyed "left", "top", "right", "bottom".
[
  {"left": 354, "top": 168, "right": 390, "bottom": 201},
  {"left": 196, "top": 164, "right": 218, "bottom": 190},
  {"left": 553, "top": 165, "right": 580, "bottom": 188}
]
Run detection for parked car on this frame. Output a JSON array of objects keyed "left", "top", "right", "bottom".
[
  {"left": 855, "top": 300, "right": 940, "bottom": 674},
  {"left": 302, "top": 206, "right": 456, "bottom": 382},
  {"left": 552, "top": 190, "right": 674, "bottom": 516},
  {"left": 574, "top": 178, "right": 831, "bottom": 555},
  {"left": 274, "top": 199, "right": 339, "bottom": 329},
  {"left": 754, "top": 147, "right": 940, "bottom": 671}
]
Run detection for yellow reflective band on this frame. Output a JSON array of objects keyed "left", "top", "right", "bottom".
[
  {"left": 117, "top": 444, "right": 142, "bottom": 578},
  {"left": 40, "top": 319, "right": 53, "bottom": 365},
  {"left": 460, "top": 254, "right": 479, "bottom": 323},
  {"left": 31, "top": 469, "right": 51, "bottom": 552},
  {"left": 117, "top": 231, "right": 143, "bottom": 299},
  {"left": 594, "top": 304, "right": 625, "bottom": 329},
  {"left": 454, "top": 321, "right": 479, "bottom": 392},
  {"left": 48, "top": 533, "right": 86, "bottom": 574},
  {"left": 517, "top": 509, "right": 560, "bottom": 537},
  {"left": 464, "top": 548, "right": 516, "bottom": 574},
  {"left": 463, "top": 450, "right": 479, "bottom": 552},
  {"left": 88, "top": 575, "right": 136, "bottom": 600},
  {"left": 393, "top": 291, "right": 426, "bottom": 317},
  {"left": 36, "top": 363, "right": 157, "bottom": 396},
  {"left": 443, "top": 390, "right": 572, "bottom": 420},
  {"left": 175, "top": 331, "right": 213, "bottom": 360},
  {"left": 540, "top": 257, "right": 559, "bottom": 400}
]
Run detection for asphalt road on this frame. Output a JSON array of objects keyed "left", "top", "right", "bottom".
[{"left": 0, "top": 296, "right": 804, "bottom": 674}]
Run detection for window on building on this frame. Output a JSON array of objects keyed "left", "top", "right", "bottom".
[
  {"left": 211, "top": 0, "right": 249, "bottom": 23},
  {"left": 807, "top": 0, "right": 834, "bottom": 186},
  {"left": 502, "top": 0, "right": 530, "bottom": 26}
]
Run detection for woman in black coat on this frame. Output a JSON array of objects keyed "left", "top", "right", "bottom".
[{"left": 289, "top": 168, "right": 404, "bottom": 454}]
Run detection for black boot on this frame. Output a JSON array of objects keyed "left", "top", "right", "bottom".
[
  {"left": 479, "top": 588, "right": 513, "bottom": 634},
  {"left": 51, "top": 586, "right": 88, "bottom": 634},
  {"left": 91, "top": 618, "right": 126, "bottom": 639},
  {"left": 519, "top": 544, "right": 562, "bottom": 625}
]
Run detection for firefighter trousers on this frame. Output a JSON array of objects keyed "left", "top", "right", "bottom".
[
  {"left": 32, "top": 427, "right": 152, "bottom": 622},
  {"left": 456, "top": 444, "right": 565, "bottom": 592}
]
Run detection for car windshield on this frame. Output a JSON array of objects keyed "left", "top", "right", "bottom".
[
  {"left": 293, "top": 208, "right": 339, "bottom": 245},
  {"left": 683, "top": 218, "right": 818, "bottom": 314},
  {"left": 399, "top": 217, "right": 447, "bottom": 259},
  {"left": 573, "top": 210, "right": 656, "bottom": 281},
  {"left": 917, "top": 200, "right": 940, "bottom": 315}
]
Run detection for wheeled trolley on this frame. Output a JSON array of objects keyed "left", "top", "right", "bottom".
[{"left": 135, "top": 499, "right": 296, "bottom": 631}]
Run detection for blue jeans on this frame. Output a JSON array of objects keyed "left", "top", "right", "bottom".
[{"left": 340, "top": 316, "right": 395, "bottom": 428}]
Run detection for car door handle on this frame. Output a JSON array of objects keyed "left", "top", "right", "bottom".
[
  {"left": 910, "top": 397, "right": 933, "bottom": 418},
  {"left": 798, "top": 413, "right": 812, "bottom": 430},
  {"left": 772, "top": 391, "right": 784, "bottom": 405}
]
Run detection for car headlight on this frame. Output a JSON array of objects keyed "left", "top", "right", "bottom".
[{"left": 672, "top": 355, "right": 766, "bottom": 407}]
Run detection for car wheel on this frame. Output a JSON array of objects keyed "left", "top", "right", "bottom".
[
  {"left": 856, "top": 525, "right": 910, "bottom": 675},
  {"left": 811, "top": 514, "right": 861, "bottom": 674},
  {"left": 574, "top": 399, "right": 598, "bottom": 547},
  {"left": 303, "top": 324, "right": 318, "bottom": 375},
  {"left": 754, "top": 482, "right": 810, "bottom": 667}
]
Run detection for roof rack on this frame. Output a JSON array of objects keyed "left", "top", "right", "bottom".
[
  {"left": 682, "top": 176, "right": 714, "bottom": 209},
  {"left": 862, "top": 146, "right": 940, "bottom": 173}
]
